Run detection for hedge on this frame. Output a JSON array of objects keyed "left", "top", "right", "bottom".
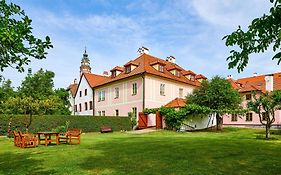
[{"left": 0, "top": 115, "right": 132, "bottom": 135}]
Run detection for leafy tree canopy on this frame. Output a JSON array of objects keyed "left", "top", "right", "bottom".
[
  {"left": 223, "top": 0, "right": 281, "bottom": 72},
  {"left": 18, "top": 68, "right": 55, "bottom": 99},
  {"left": 0, "top": 0, "right": 53, "bottom": 72}
]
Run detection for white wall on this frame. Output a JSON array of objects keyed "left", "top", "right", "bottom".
[{"left": 74, "top": 75, "right": 94, "bottom": 115}]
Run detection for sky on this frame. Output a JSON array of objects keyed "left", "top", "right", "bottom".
[{"left": 2, "top": 0, "right": 280, "bottom": 88}]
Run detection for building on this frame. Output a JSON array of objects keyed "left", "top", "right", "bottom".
[
  {"left": 224, "top": 72, "right": 281, "bottom": 128},
  {"left": 68, "top": 47, "right": 206, "bottom": 123}
]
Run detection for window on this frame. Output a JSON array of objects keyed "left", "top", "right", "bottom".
[
  {"left": 114, "top": 87, "right": 119, "bottom": 98},
  {"left": 89, "top": 101, "right": 93, "bottom": 110},
  {"left": 112, "top": 71, "right": 116, "bottom": 78},
  {"left": 246, "top": 113, "right": 253, "bottom": 121},
  {"left": 179, "top": 88, "right": 183, "bottom": 98},
  {"left": 246, "top": 94, "right": 252, "bottom": 100},
  {"left": 79, "top": 103, "right": 82, "bottom": 112},
  {"left": 102, "top": 111, "right": 105, "bottom": 116},
  {"left": 175, "top": 70, "right": 180, "bottom": 77},
  {"left": 190, "top": 75, "right": 195, "bottom": 81},
  {"left": 115, "top": 109, "right": 119, "bottom": 116},
  {"left": 98, "top": 111, "right": 101, "bottom": 116},
  {"left": 160, "top": 84, "right": 165, "bottom": 96},
  {"left": 84, "top": 102, "right": 88, "bottom": 111},
  {"left": 79, "top": 91, "right": 82, "bottom": 97},
  {"left": 85, "top": 89, "right": 87, "bottom": 96},
  {"left": 132, "top": 83, "right": 137, "bottom": 95},
  {"left": 98, "top": 90, "right": 105, "bottom": 101},
  {"left": 125, "top": 66, "right": 131, "bottom": 73},
  {"left": 74, "top": 105, "right": 77, "bottom": 112},
  {"left": 159, "top": 65, "right": 164, "bottom": 72},
  {"left": 231, "top": 114, "right": 238, "bottom": 121},
  {"left": 132, "top": 107, "right": 137, "bottom": 118},
  {"left": 262, "top": 112, "right": 268, "bottom": 121}
]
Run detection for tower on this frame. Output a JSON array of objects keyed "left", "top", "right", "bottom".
[{"left": 80, "top": 48, "right": 91, "bottom": 75}]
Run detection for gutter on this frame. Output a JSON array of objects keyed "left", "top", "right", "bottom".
[
  {"left": 142, "top": 73, "right": 145, "bottom": 111},
  {"left": 92, "top": 88, "right": 95, "bottom": 116}
]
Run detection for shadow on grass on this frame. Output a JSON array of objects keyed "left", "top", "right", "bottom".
[
  {"left": 0, "top": 151, "right": 56, "bottom": 175},
  {"left": 78, "top": 134, "right": 281, "bottom": 175}
]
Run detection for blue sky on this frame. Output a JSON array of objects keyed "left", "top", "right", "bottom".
[{"left": 2, "top": 0, "right": 280, "bottom": 88}]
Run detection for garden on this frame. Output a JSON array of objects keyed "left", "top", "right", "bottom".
[{"left": 1, "top": 128, "right": 281, "bottom": 175}]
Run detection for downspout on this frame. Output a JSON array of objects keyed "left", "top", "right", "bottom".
[
  {"left": 92, "top": 88, "right": 95, "bottom": 116},
  {"left": 142, "top": 73, "right": 145, "bottom": 111}
]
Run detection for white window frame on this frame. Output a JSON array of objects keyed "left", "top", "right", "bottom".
[
  {"left": 132, "top": 83, "right": 137, "bottom": 95},
  {"left": 179, "top": 88, "right": 183, "bottom": 98},
  {"left": 114, "top": 87, "right": 119, "bottom": 99},
  {"left": 160, "top": 83, "right": 165, "bottom": 96}
]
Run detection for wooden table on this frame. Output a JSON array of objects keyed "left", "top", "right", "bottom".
[{"left": 37, "top": 132, "right": 60, "bottom": 146}]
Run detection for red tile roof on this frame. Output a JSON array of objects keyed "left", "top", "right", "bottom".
[
  {"left": 110, "top": 66, "right": 124, "bottom": 72},
  {"left": 195, "top": 74, "right": 207, "bottom": 80},
  {"left": 165, "top": 98, "right": 187, "bottom": 108},
  {"left": 67, "top": 83, "right": 78, "bottom": 97},
  {"left": 92, "top": 53, "right": 203, "bottom": 87},
  {"left": 84, "top": 73, "right": 109, "bottom": 88},
  {"left": 229, "top": 72, "right": 281, "bottom": 93}
]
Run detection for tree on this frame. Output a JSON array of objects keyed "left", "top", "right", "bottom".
[
  {"left": 0, "top": 78, "right": 15, "bottom": 100},
  {"left": 18, "top": 69, "right": 55, "bottom": 99},
  {"left": 187, "top": 76, "right": 242, "bottom": 130},
  {"left": 248, "top": 91, "right": 281, "bottom": 139},
  {"left": 0, "top": 0, "right": 53, "bottom": 72},
  {"left": 223, "top": 0, "right": 281, "bottom": 72}
]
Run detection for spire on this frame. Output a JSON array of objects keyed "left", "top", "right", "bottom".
[{"left": 80, "top": 48, "right": 91, "bottom": 75}]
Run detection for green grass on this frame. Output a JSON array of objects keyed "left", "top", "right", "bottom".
[{"left": 1, "top": 128, "right": 281, "bottom": 175}]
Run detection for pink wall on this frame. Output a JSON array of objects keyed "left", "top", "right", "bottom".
[{"left": 95, "top": 76, "right": 144, "bottom": 117}]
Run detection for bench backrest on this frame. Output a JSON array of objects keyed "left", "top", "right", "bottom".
[{"left": 66, "top": 128, "right": 81, "bottom": 136}]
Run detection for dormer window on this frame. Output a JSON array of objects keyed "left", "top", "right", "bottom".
[
  {"left": 125, "top": 66, "right": 131, "bottom": 73},
  {"left": 175, "top": 70, "right": 180, "bottom": 77},
  {"left": 112, "top": 71, "right": 116, "bottom": 78},
  {"left": 190, "top": 75, "right": 195, "bottom": 81},
  {"left": 159, "top": 65, "right": 164, "bottom": 72}
]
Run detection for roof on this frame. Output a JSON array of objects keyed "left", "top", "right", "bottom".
[
  {"left": 229, "top": 72, "right": 281, "bottom": 93},
  {"left": 93, "top": 53, "right": 203, "bottom": 87},
  {"left": 195, "top": 74, "right": 207, "bottom": 80},
  {"left": 84, "top": 73, "right": 109, "bottom": 88},
  {"left": 165, "top": 98, "right": 187, "bottom": 108},
  {"left": 67, "top": 83, "right": 78, "bottom": 97},
  {"left": 110, "top": 66, "right": 124, "bottom": 72}
]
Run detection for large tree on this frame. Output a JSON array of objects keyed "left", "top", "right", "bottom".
[
  {"left": 18, "top": 68, "right": 55, "bottom": 99},
  {"left": 0, "top": 0, "right": 53, "bottom": 72},
  {"left": 223, "top": 0, "right": 281, "bottom": 72},
  {"left": 0, "top": 77, "right": 15, "bottom": 100},
  {"left": 187, "top": 76, "right": 242, "bottom": 130},
  {"left": 248, "top": 91, "right": 281, "bottom": 139}
]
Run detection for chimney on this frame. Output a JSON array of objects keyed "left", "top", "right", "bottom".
[
  {"left": 74, "top": 78, "right": 77, "bottom": 84},
  {"left": 227, "top": 75, "right": 232, "bottom": 79},
  {"left": 137, "top": 46, "right": 149, "bottom": 55},
  {"left": 253, "top": 72, "right": 257, "bottom": 77},
  {"left": 166, "top": 56, "right": 176, "bottom": 63},
  {"left": 265, "top": 74, "right": 274, "bottom": 91},
  {"left": 103, "top": 71, "right": 109, "bottom": 76}
]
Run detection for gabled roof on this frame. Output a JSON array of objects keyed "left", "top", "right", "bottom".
[
  {"left": 229, "top": 72, "right": 281, "bottom": 93},
  {"left": 67, "top": 83, "right": 78, "bottom": 97},
  {"left": 165, "top": 98, "right": 187, "bottom": 108},
  {"left": 195, "top": 74, "right": 207, "bottom": 80},
  {"left": 93, "top": 53, "right": 203, "bottom": 87},
  {"left": 182, "top": 70, "right": 196, "bottom": 75},
  {"left": 84, "top": 73, "right": 109, "bottom": 88},
  {"left": 110, "top": 66, "right": 124, "bottom": 72}
]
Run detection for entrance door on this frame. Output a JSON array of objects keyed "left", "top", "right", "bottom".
[{"left": 138, "top": 112, "right": 147, "bottom": 129}]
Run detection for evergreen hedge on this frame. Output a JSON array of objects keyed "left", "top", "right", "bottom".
[{"left": 0, "top": 115, "right": 131, "bottom": 135}]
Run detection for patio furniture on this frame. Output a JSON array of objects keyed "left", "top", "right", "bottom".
[
  {"left": 37, "top": 132, "right": 60, "bottom": 146},
  {"left": 13, "top": 131, "right": 20, "bottom": 147},
  {"left": 59, "top": 128, "right": 81, "bottom": 145},
  {"left": 100, "top": 126, "right": 113, "bottom": 133},
  {"left": 18, "top": 131, "right": 37, "bottom": 148}
]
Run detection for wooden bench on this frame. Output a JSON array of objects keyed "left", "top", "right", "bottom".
[
  {"left": 100, "top": 126, "right": 113, "bottom": 133},
  {"left": 59, "top": 128, "right": 81, "bottom": 145}
]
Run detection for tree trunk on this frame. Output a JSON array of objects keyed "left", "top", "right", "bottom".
[
  {"left": 216, "top": 113, "right": 223, "bottom": 130},
  {"left": 265, "top": 124, "right": 270, "bottom": 139}
]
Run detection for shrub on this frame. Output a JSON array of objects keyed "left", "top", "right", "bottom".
[{"left": 0, "top": 115, "right": 131, "bottom": 135}]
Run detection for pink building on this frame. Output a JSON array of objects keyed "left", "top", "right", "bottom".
[
  {"left": 69, "top": 47, "right": 206, "bottom": 126},
  {"left": 224, "top": 73, "right": 281, "bottom": 128}
]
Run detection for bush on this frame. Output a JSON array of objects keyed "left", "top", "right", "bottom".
[{"left": 0, "top": 115, "right": 131, "bottom": 135}]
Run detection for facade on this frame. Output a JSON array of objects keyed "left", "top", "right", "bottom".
[
  {"left": 223, "top": 73, "right": 281, "bottom": 128},
  {"left": 68, "top": 47, "right": 206, "bottom": 122}
]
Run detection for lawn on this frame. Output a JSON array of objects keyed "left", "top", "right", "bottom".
[{"left": 1, "top": 128, "right": 281, "bottom": 175}]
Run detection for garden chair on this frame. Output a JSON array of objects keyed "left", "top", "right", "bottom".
[
  {"left": 59, "top": 128, "right": 81, "bottom": 145},
  {"left": 18, "top": 131, "right": 37, "bottom": 148},
  {"left": 13, "top": 131, "right": 21, "bottom": 147}
]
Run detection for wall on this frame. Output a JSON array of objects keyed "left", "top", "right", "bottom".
[
  {"left": 144, "top": 74, "right": 195, "bottom": 109},
  {"left": 94, "top": 76, "right": 144, "bottom": 117},
  {"left": 74, "top": 75, "right": 94, "bottom": 115},
  {"left": 181, "top": 113, "right": 217, "bottom": 130},
  {"left": 68, "top": 91, "right": 75, "bottom": 115}
]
